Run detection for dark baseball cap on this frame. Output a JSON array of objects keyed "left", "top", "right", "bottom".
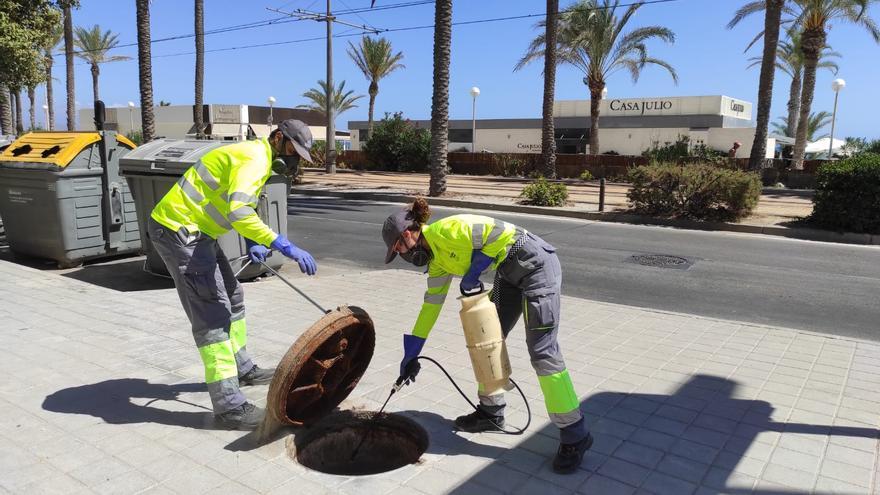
[
  {"left": 276, "top": 119, "right": 313, "bottom": 163},
  {"left": 382, "top": 209, "right": 414, "bottom": 263}
]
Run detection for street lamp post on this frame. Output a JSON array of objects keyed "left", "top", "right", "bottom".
[
  {"left": 470, "top": 86, "right": 480, "bottom": 153},
  {"left": 42, "top": 104, "right": 49, "bottom": 130},
  {"left": 829, "top": 78, "right": 845, "bottom": 158},
  {"left": 267, "top": 96, "right": 276, "bottom": 128},
  {"left": 127, "top": 101, "right": 135, "bottom": 134}
]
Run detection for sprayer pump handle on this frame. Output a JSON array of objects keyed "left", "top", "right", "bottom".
[{"left": 460, "top": 282, "right": 485, "bottom": 297}]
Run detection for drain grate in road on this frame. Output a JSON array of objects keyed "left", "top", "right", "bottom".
[{"left": 628, "top": 254, "right": 694, "bottom": 270}]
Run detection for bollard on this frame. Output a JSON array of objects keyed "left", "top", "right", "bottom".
[{"left": 599, "top": 177, "right": 606, "bottom": 212}]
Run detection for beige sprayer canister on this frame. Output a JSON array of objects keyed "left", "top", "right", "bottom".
[{"left": 458, "top": 291, "right": 512, "bottom": 397}]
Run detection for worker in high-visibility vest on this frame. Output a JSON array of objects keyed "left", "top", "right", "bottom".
[
  {"left": 381, "top": 198, "right": 592, "bottom": 474},
  {"left": 148, "top": 119, "right": 317, "bottom": 430}
]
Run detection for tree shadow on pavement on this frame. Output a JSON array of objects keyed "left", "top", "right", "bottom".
[
  {"left": 42, "top": 378, "right": 219, "bottom": 429},
  {"left": 447, "top": 375, "right": 878, "bottom": 495}
]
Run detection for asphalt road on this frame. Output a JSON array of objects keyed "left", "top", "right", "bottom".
[{"left": 286, "top": 196, "right": 880, "bottom": 341}]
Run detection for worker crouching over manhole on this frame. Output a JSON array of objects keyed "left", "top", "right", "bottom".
[{"left": 266, "top": 305, "right": 429, "bottom": 476}]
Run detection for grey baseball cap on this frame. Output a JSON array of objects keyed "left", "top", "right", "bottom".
[
  {"left": 382, "top": 209, "right": 414, "bottom": 263},
  {"left": 276, "top": 119, "right": 313, "bottom": 163}
]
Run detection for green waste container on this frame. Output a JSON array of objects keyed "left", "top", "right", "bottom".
[
  {"left": 0, "top": 131, "right": 140, "bottom": 267},
  {"left": 119, "top": 138, "right": 289, "bottom": 280}
]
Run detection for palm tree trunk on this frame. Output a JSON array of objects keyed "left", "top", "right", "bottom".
[
  {"left": 367, "top": 81, "right": 378, "bottom": 135},
  {"left": 541, "top": 0, "right": 559, "bottom": 179},
  {"left": 792, "top": 27, "right": 826, "bottom": 170},
  {"left": 45, "top": 55, "right": 55, "bottom": 130},
  {"left": 428, "top": 0, "right": 452, "bottom": 197},
  {"left": 786, "top": 68, "right": 801, "bottom": 136},
  {"left": 588, "top": 80, "right": 602, "bottom": 155},
  {"left": 14, "top": 90, "right": 24, "bottom": 135},
  {"left": 194, "top": 0, "right": 204, "bottom": 138},
  {"left": 0, "top": 85, "right": 10, "bottom": 135},
  {"left": 748, "top": 0, "right": 783, "bottom": 170},
  {"left": 27, "top": 86, "right": 36, "bottom": 131},
  {"left": 136, "top": 0, "right": 155, "bottom": 143},
  {"left": 90, "top": 64, "right": 100, "bottom": 103},
  {"left": 63, "top": 4, "right": 75, "bottom": 131}
]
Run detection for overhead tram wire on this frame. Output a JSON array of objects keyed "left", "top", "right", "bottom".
[{"left": 81, "top": 0, "right": 682, "bottom": 63}]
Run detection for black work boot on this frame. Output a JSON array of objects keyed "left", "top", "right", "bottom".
[
  {"left": 552, "top": 433, "right": 593, "bottom": 474},
  {"left": 239, "top": 365, "right": 275, "bottom": 386},
  {"left": 216, "top": 402, "right": 265, "bottom": 430},
  {"left": 454, "top": 409, "right": 505, "bottom": 433}
]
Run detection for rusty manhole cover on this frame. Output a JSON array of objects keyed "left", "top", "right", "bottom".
[
  {"left": 628, "top": 254, "right": 693, "bottom": 270},
  {"left": 267, "top": 305, "right": 375, "bottom": 426}
]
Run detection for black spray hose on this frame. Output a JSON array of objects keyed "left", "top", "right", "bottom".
[{"left": 413, "top": 355, "right": 531, "bottom": 436}]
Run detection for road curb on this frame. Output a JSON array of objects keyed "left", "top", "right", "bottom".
[{"left": 292, "top": 188, "right": 879, "bottom": 247}]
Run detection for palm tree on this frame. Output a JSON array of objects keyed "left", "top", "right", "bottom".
[
  {"left": 429, "top": 0, "right": 452, "bottom": 197},
  {"left": 194, "top": 0, "right": 205, "bottom": 138},
  {"left": 541, "top": 0, "right": 560, "bottom": 179},
  {"left": 747, "top": 30, "right": 840, "bottom": 137},
  {"left": 731, "top": 0, "right": 879, "bottom": 168},
  {"left": 14, "top": 89, "right": 24, "bottom": 135},
  {"left": 136, "top": 0, "right": 155, "bottom": 142},
  {"left": 772, "top": 110, "right": 831, "bottom": 141},
  {"left": 61, "top": 1, "right": 75, "bottom": 130},
  {"left": 297, "top": 80, "right": 364, "bottom": 120},
  {"left": 347, "top": 36, "right": 405, "bottom": 135},
  {"left": 43, "top": 20, "right": 63, "bottom": 131},
  {"left": 516, "top": 0, "right": 678, "bottom": 155},
  {"left": 73, "top": 25, "right": 130, "bottom": 102},
  {"left": 729, "top": 0, "right": 785, "bottom": 170},
  {"left": 0, "top": 87, "right": 10, "bottom": 135},
  {"left": 27, "top": 86, "right": 36, "bottom": 130}
]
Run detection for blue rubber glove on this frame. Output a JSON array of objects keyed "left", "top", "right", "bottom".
[
  {"left": 271, "top": 234, "right": 317, "bottom": 275},
  {"left": 460, "top": 250, "right": 494, "bottom": 294},
  {"left": 245, "top": 238, "right": 270, "bottom": 264},
  {"left": 400, "top": 334, "right": 426, "bottom": 383}
]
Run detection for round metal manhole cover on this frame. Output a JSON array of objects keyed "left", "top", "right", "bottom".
[
  {"left": 628, "top": 254, "right": 693, "bottom": 269},
  {"left": 267, "top": 305, "right": 375, "bottom": 426}
]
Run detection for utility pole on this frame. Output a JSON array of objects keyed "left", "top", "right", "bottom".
[
  {"left": 326, "top": 0, "right": 335, "bottom": 174},
  {"left": 267, "top": 5, "right": 379, "bottom": 175}
]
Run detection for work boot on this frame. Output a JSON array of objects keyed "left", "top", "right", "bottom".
[
  {"left": 552, "top": 433, "right": 594, "bottom": 474},
  {"left": 454, "top": 409, "right": 505, "bottom": 433},
  {"left": 239, "top": 365, "right": 275, "bottom": 386},
  {"left": 215, "top": 402, "right": 265, "bottom": 430}
]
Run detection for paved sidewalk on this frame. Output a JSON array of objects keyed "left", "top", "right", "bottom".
[{"left": 2, "top": 258, "right": 879, "bottom": 494}]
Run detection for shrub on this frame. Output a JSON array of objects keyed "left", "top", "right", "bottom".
[
  {"left": 487, "top": 153, "right": 533, "bottom": 177},
  {"left": 642, "top": 135, "right": 727, "bottom": 165},
  {"left": 627, "top": 163, "right": 761, "bottom": 222},
  {"left": 520, "top": 177, "right": 569, "bottom": 207},
  {"left": 308, "top": 140, "right": 346, "bottom": 168},
  {"left": 363, "top": 112, "right": 430, "bottom": 172},
  {"left": 125, "top": 130, "right": 144, "bottom": 145},
  {"left": 579, "top": 170, "right": 594, "bottom": 181},
  {"left": 810, "top": 153, "right": 880, "bottom": 234}
]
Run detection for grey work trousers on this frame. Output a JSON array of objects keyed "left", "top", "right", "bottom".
[
  {"left": 147, "top": 217, "right": 253, "bottom": 414},
  {"left": 485, "top": 232, "right": 588, "bottom": 444}
]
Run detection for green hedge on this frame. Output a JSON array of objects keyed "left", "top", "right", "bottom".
[
  {"left": 810, "top": 153, "right": 880, "bottom": 234},
  {"left": 627, "top": 163, "right": 761, "bottom": 222},
  {"left": 363, "top": 112, "right": 430, "bottom": 172},
  {"left": 520, "top": 177, "right": 569, "bottom": 207}
]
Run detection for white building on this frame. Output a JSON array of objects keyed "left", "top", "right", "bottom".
[
  {"left": 78, "top": 103, "right": 350, "bottom": 146},
  {"left": 349, "top": 95, "right": 779, "bottom": 159}
]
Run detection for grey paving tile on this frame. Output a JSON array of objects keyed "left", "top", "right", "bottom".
[
  {"left": 577, "top": 474, "right": 636, "bottom": 495},
  {"left": 655, "top": 454, "right": 710, "bottom": 484},
  {"left": 628, "top": 429, "right": 677, "bottom": 452},
  {"left": 681, "top": 426, "right": 729, "bottom": 449},
  {"left": 640, "top": 471, "right": 697, "bottom": 495},
  {"left": 598, "top": 457, "right": 651, "bottom": 487},
  {"left": 468, "top": 461, "right": 532, "bottom": 493},
  {"left": 612, "top": 442, "right": 664, "bottom": 469},
  {"left": 814, "top": 475, "right": 869, "bottom": 495},
  {"left": 819, "top": 459, "right": 873, "bottom": 488},
  {"left": 669, "top": 439, "right": 718, "bottom": 465},
  {"left": 760, "top": 463, "right": 815, "bottom": 491},
  {"left": 768, "top": 447, "right": 821, "bottom": 472}
]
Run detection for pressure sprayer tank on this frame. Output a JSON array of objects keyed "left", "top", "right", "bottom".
[{"left": 458, "top": 291, "right": 512, "bottom": 397}]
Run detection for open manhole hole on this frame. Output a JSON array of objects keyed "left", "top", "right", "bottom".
[
  {"left": 628, "top": 254, "right": 693, "bottom": 270},
  {"left": 287, "top": 410, "right": 428, "bottom": 476},
  {"left": 267, "top": 305, "right": 428, "bottom": 475}
]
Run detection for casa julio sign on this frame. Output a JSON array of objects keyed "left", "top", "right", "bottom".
[{"left": 608, "top": 99, "right": 674, "bottom": 115}]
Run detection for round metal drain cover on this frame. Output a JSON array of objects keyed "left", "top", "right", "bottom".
[
  {"left": 629, "top": 254, "right": 692, "bottom": 269},
  {"left": 267, "top": 305, "right": 375, "bottom": 426}
]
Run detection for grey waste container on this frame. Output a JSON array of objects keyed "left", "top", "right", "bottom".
[
  {"left": 0, "top": 131, "right": 140, "bottom": 267},
  {"left": 119, "top": 138, "right": 288, "bottom": 280}
]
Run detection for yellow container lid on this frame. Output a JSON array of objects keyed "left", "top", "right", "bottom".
[{"left": 0, "top": 132, "right": 134, "bottom": 168}]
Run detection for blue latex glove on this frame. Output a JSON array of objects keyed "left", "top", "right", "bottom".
[
  {"left": 460, "top": 250, "right": 494, "bottom": 294},
  {"left": 271, "top": 234, "right": 317, "bottom": 275},
  {"left": 245, "top": 238, "right": 270, "bottom": 264},
  {"left": 400, "top": 334, "right": 426, "bottom": 383}
]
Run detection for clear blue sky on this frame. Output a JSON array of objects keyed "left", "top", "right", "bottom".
[{"left": 37, "top": 0, "right": 880, "bottom": 139}]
